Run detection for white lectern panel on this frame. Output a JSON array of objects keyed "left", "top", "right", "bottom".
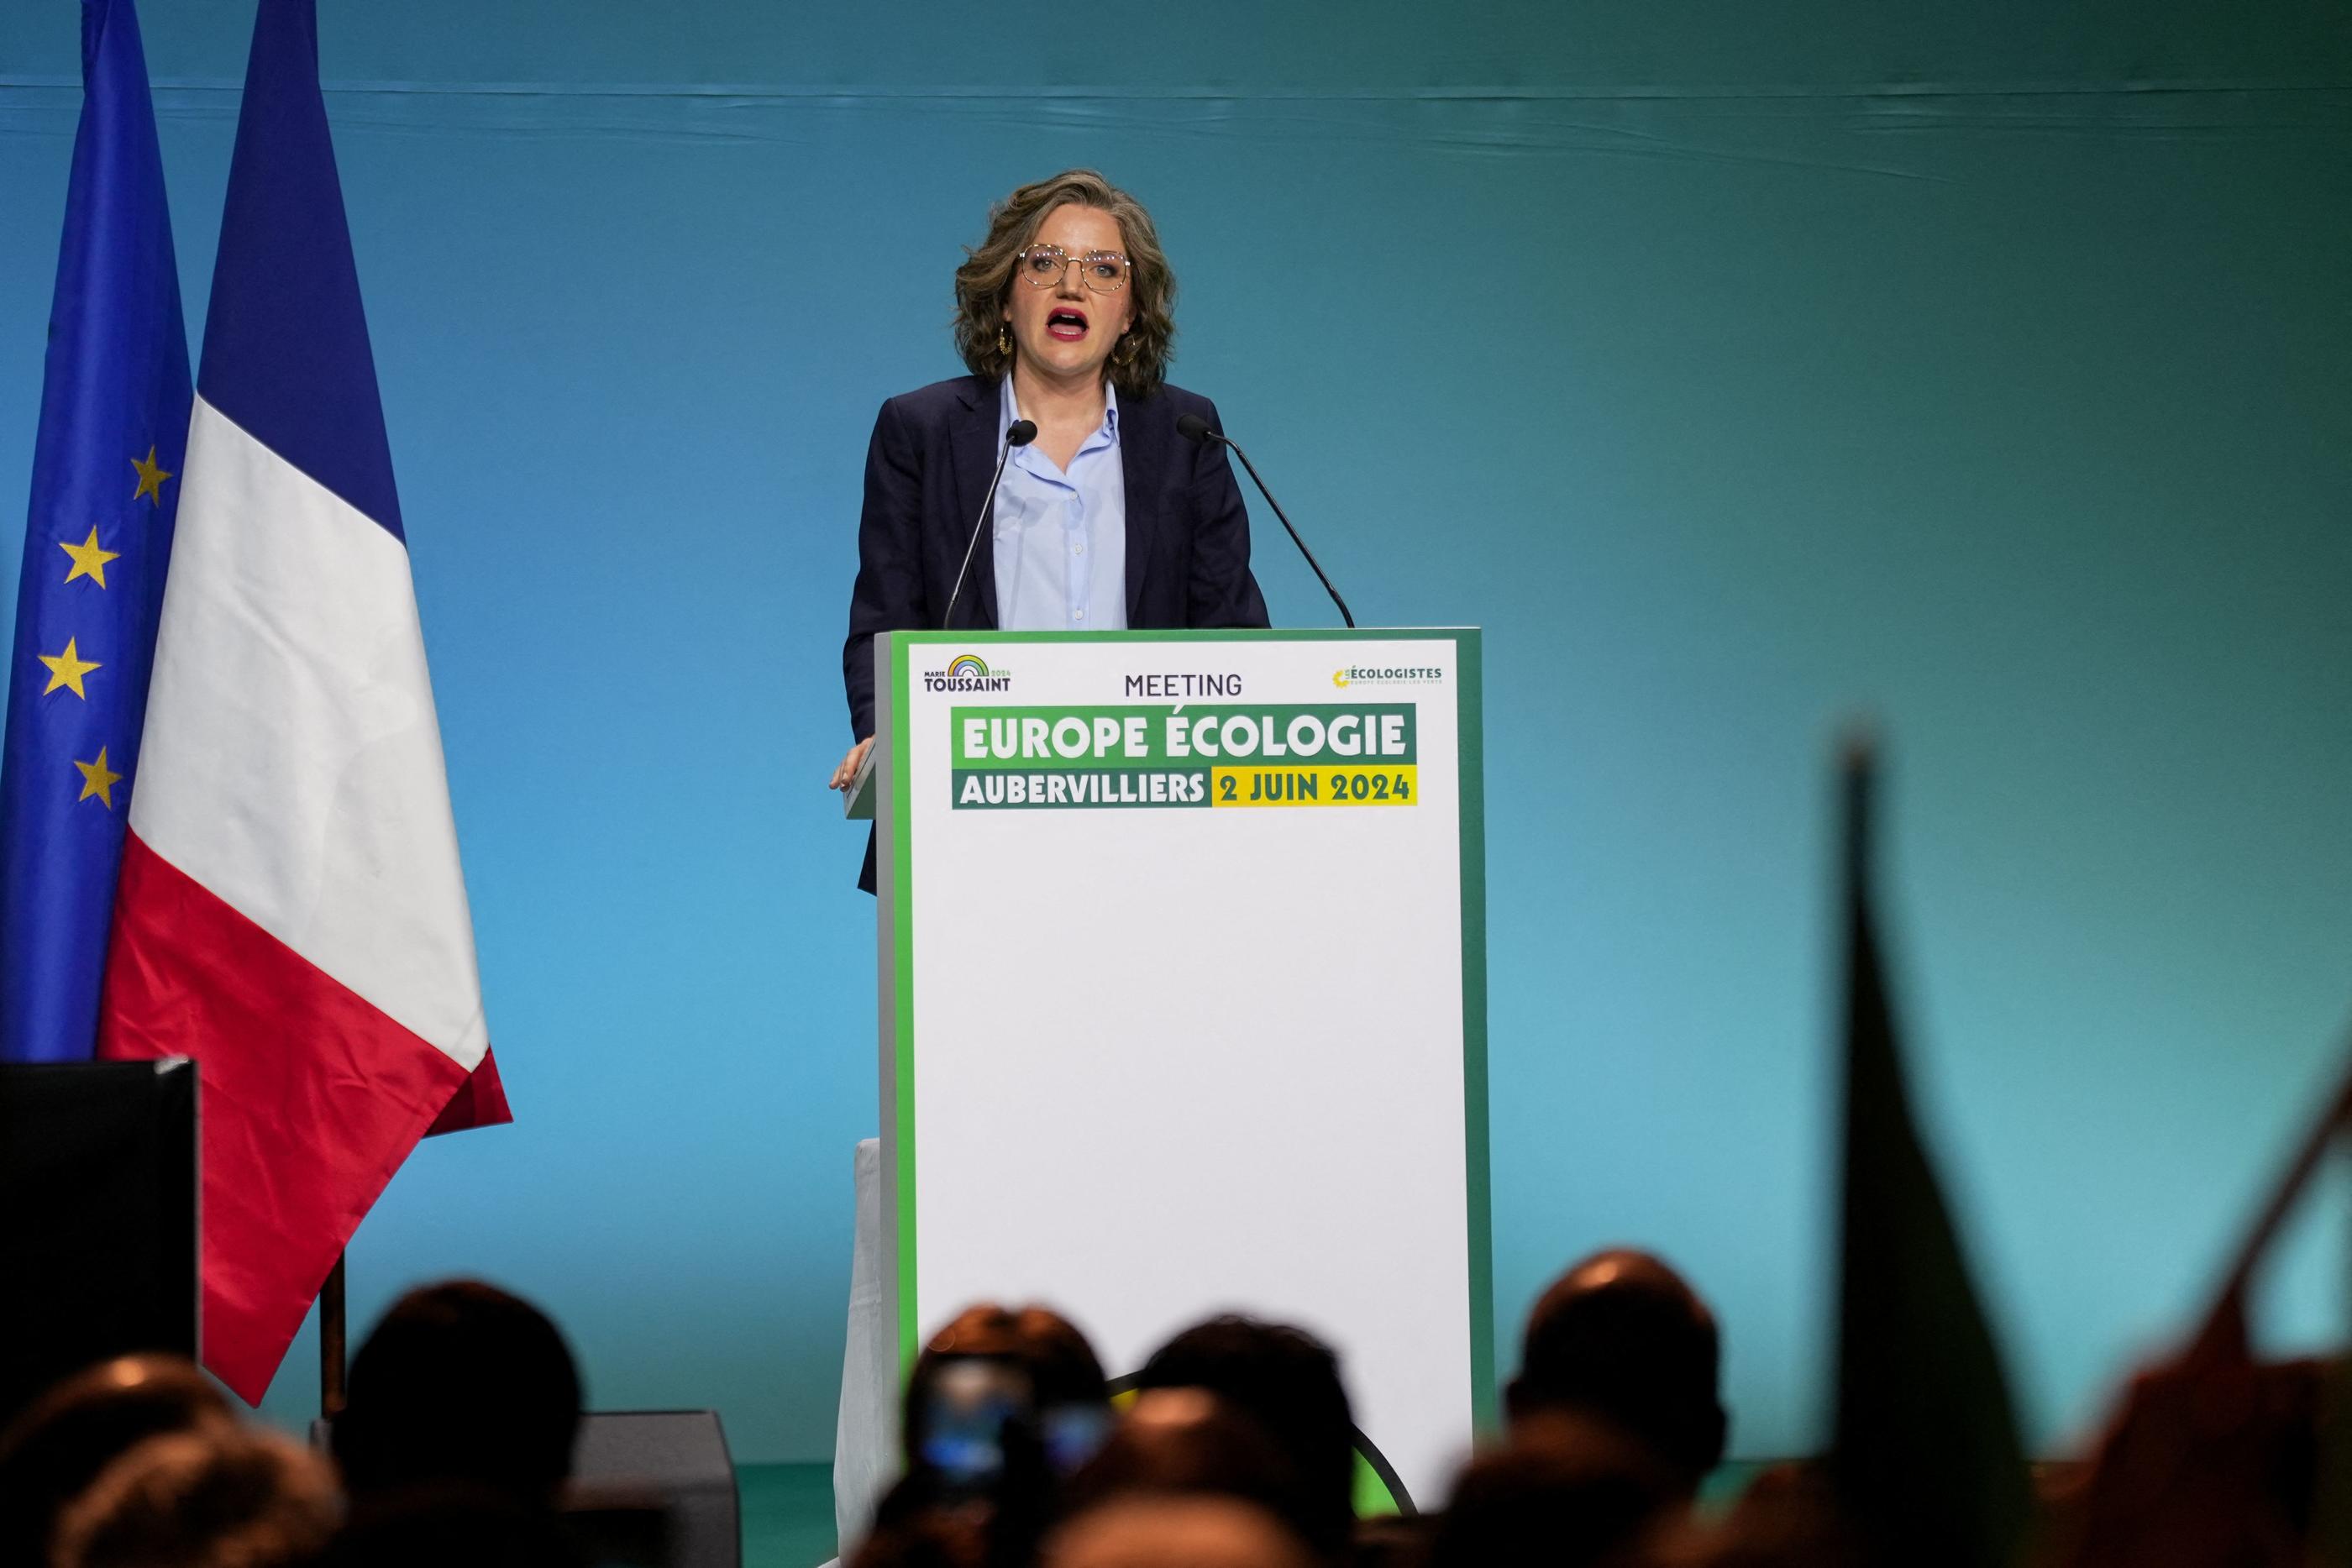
[{"left": 875, "top": 630, "right": 1488, "bottom": 1508}]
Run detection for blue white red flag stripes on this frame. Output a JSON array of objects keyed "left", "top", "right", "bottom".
[
  {"left": 96, "top": 0, "right": 507, "bottom": 1403},
  {"left": 0, "top": 0, "right": 188, "bottom": 1065}
]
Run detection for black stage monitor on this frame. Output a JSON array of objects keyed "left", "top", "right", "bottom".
[{"left": 0, "top": 1059, "right": 198, "bottom": 1424}]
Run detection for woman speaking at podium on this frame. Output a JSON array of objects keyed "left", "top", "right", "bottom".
[{"left": 832, "top": 170, "right": 1271, "bottom": 884}]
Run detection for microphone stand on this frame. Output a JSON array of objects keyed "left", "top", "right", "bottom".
[
  {"left": 942, "top": 419, "right": 1037, "bottom": 630},
  {"left": 1178, "top": 414, "right": 1353, "bottom": 627},
  {"left": 1221, "top": 436, "right": 1353, "bottom": 629}
]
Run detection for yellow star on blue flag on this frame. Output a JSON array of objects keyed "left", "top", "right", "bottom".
[
  {"left": 130, "top": 445, "right": 172, "bottom": 505},
  {"left": 73, "top": 747, "right": 123, "bottom": 809},
  {"left": 38, "top": 640, "right": 102, "bottom": 700},
  {"left": 60, "top": 528, "right": 119, "bottom": 588}
]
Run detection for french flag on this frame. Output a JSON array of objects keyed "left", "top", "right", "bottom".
[{"left": 97, "top": 0, "right": 506, "bottom": 1403}]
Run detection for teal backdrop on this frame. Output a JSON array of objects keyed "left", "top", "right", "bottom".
[{"left": 2, "top": 0, "right": 2348, "bottom": 1465}]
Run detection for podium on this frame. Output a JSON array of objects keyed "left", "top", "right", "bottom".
[
  {"left": 865, "top": 627, "right": 1490, "bottom": 1508},
  {"left": 0, "top": 1059, "right": 197, "bottom": 1420}
]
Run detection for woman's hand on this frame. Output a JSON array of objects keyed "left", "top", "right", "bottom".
[{"left": 830, "top": 736, "right": 874, "bottom": 792}]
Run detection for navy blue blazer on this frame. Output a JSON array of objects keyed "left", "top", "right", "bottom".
[{"left": 842, "top": 374, "right": 1271, "bottom": 742}]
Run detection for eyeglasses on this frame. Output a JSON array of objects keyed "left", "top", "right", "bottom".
[{"left": 1016, "top": 244, "right": 1130, "bottom": 294}]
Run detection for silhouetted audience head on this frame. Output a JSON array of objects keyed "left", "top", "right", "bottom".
[
  {"left": 320, "top": 1482, "right": 589, "bottom": 1568},
  {"left": 1641, "top": 1463, "right": 1862, "bottom": 1568},
  {"left": 900, "top": 1302, "right": 1111, "bottom": 1480},
  {"left": 50, "top": 1424, "right": 338, "bottom": 1568},
  {"left": 1509, "top": 1250, "right": 1725, "bottom": 1494},
  {"left": 0, "top": 1354, "right": 234, "bottom": 1567},
  {"left": 1135, "top": 1315, "right": 1357, "bottom": 1559},
  {"left": 1430, "top": 1413, "right": 1679, "bottom": 1568},
  {"left": 1046, "top": 1496, "right": 1313, "bottom": 1568},
  {"left": 851, "top": 1506, "right": 989, "bottom": 1568},
  {"left": 879, "top": 1303, "right": 1112, "bottom": 1568},
  {"left": 2039, "top": 1341, "right": 2330, "bottom": 1568},
  {"left": 333, "top": 1279, "right": 581, "bottom": 1505},
  {"left": 1063, "top": 1387, "right": 1317, "bottom": 1549}
]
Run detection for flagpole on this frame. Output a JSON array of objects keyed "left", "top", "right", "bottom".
[
  {"left": 2193, "top": 1015, "right": 2352, "bottom": 1354},
  {"left": 319, "top": 1251, "right": 347, "bottom": 1416}
]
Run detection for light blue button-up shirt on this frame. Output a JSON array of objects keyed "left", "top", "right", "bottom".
[{"left": 992, "top": 378, "right": 1128, "bottom": 631}]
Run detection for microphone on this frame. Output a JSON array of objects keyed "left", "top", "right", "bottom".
[
  {"left": 942, "top": 418, "right": 1037, "bottom": 630},
  {"left": 1176, "top": 412, "right": 1354, "bottom": 628}
]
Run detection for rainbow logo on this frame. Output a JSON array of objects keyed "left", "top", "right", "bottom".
[{"left": 945, "top": 654, "right": 990, "bottom": 679}]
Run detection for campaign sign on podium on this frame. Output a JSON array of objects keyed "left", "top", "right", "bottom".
[{"left": 873, "top": 628, "right": 1490, "bottom": 1508}]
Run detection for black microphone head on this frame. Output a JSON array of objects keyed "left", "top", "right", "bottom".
[
  {"left": 1006, "top": 418, "right": 1038, "bottom": 447},
  {"left": 1175, "top": 412, "right": 1214, "bottom": 443}
]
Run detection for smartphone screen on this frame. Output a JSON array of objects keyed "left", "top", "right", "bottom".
[
  {"left": 917, "top": 1356, "right": 1034, "bottom": 1491},
  {"left": 1039, "top": 1403, "right": 1113, "bottom": 1476}
]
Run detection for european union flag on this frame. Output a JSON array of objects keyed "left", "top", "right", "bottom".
[{"left": 0, "top": 0, "right": 190, "bottom": 1063}]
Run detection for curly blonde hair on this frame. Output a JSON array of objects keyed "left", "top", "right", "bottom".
[{"left": 953, "top": 170, "right": 1176, "bottom": 400}]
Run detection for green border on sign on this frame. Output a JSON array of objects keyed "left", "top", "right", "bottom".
[
  {"left": 1454, "top": 629, "right": 1497, "bottom": 1433},
  {"left": 885, "top": 627, "right": 1498, "bottom": 1452},
  {"left": 891, "top": 632, "right": 920, "bottom": 1367}
]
